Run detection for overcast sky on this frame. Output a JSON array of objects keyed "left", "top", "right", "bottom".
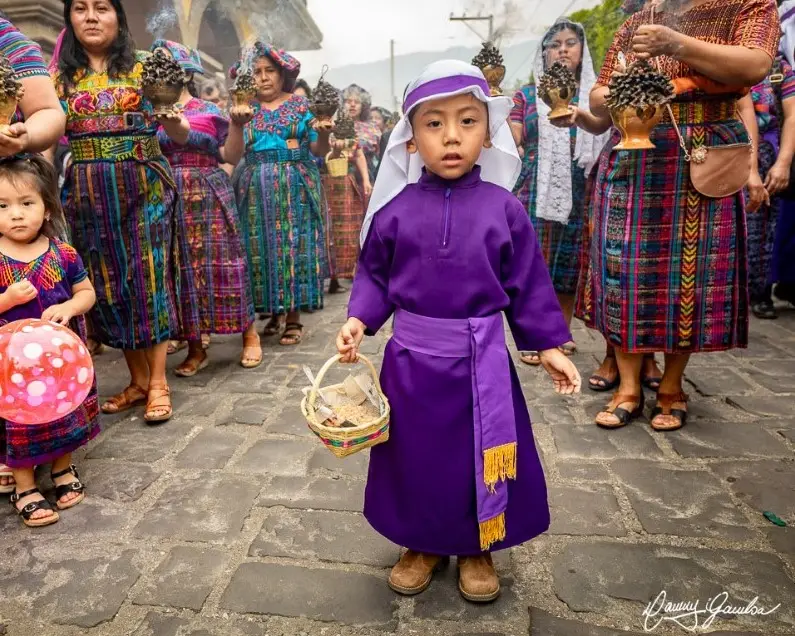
[{"left": 294, "top": 0, "right": 601, "bottom": 70}]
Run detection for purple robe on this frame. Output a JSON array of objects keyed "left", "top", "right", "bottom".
[{"left": 348, "top": 166, "right": 571, "bottom": 556}]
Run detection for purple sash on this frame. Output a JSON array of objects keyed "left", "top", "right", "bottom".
[{"left": 392, "top": 308, "right": 517, "bottom": 551}]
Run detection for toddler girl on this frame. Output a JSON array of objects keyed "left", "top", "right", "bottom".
[{"left": 0, "top": 155, "right": 98, "bottom": 528}]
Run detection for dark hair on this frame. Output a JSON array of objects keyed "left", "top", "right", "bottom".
[
  {"left": 541, "top": 19, "right": 585, "bottom": 81},
  {"left": 58, "top": 0, "right": 136, "bottom": 93},
  {"left": 294, "top": 78, "right": 312, "bottom": 98},
  {"left": 0, "top": 155, "right": 67, "bottom": 240},
  {"left": 186, "top": 74, "right": 198, "bottom": 99}
]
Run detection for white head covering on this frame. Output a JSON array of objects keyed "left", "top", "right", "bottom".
[
  {"left": 533, "top": 19, "right": 608, "bottom": 224},
  {"left": 780, "top": 1, "right": 795, "bottom": 67},
  {"left": 360, "top": 59, "right": 522, "bottom": 246}
]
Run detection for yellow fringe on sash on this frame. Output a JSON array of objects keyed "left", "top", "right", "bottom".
[
  {"left": 483, "top": 442, "right": 517, "bottom": 492},
  {"left": 479, "top": 512, "right": 506, "bottom": 551}
]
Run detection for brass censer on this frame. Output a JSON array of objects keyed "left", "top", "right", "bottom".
[
  {"left": 0, "top": 53, "right": 24, "bottom": 134},
  {"left": 142, "top": 49, "right": 184, "bottom": 117},
  {"left": 538, "top": 61, "right": 577, "bottom": 119},
  {"left": 472, "top": 42, "right": 505, "bottom": 96}
]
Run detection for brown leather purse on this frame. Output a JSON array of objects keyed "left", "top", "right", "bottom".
[{"left": 650, "top": 5, "right": 752, "bottom": 198}]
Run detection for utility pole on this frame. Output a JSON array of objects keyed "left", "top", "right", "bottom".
[
  {"left": 449, "top": 12, "right": 494, "bottom": 42},
  {"left": 390, "top": 39, "right": 397, "bottom": 112}
]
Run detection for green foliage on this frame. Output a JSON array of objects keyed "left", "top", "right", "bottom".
[{"left": 569, "top": 0, "right": 626, "bottom": 72}]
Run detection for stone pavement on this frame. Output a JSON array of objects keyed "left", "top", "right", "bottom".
[{"left": 0, "top": 291, "right": 794, "bottom": 636}]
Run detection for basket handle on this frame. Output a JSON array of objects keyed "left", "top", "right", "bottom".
[{"left": 307, "top": 353, "right": 382, "bottom": 409}]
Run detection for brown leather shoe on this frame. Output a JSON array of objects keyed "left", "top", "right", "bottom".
[
  {"left": 388, "top": 550, "right": 448, "bottom": 595},
  {"left": 458, "top": 553, "right": 500, "bottom": 603}
]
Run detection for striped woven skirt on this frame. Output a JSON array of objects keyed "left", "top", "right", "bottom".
[
  {"left": 746, "top": 136, "right": 779, "bottom": 301},
  {"left": 63, "top": 136, "right": 196, "bottom": 349},
  {"left": 579, "top": 100, "right": 749, "bottom": 353},
  {"left": 1, "top": 318, "right": 99, "bottom": 468},
  {"left": 169, "top": 153, "right": 254, "bottom": 335},
  {"left": 323, "top": 172, "right": 364, "bottom": 280},
  {"left": 514, "top": 152, "right": 586, "bottom": 295},
  {"left": 238, "top": 149, "right": 327, "bottom": 314}
]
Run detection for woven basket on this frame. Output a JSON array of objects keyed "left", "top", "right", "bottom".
[
  {"left": 301, "top": 354, "right": 390, "bottom": 458},
  {"left": 326, "top": 155, "right": 349, "bottom": 177}
]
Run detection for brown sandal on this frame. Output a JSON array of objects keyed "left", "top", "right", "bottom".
[
  {"left": 650, "top": 391, "right": 688, "bottom": 431},
  {"left": 262, "top": 316, "right": 283, "bottom": 337},
  {"left": 595, "top": 392, "right": 645, "bottom": 429},
  {"left": 101, "top": 384, "right": 147, "bottom": 414},
  {"left": 279, "top": 322, "right": 303, "bottom": 346},
  {"left": 167, "top": 340, "right": 187, "bottom": 355},
  {"left": 240, "top": 334, "right": 263, "bottom": 369},
  {"left": 144, "top": 385, "right": 172, "bottom": 424},
  {"left": 174, "top": 353, "right": 209, "bottom": 378}
]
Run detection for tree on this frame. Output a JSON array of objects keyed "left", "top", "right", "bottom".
[{"left": 569, "top": 0, "right": 626, "bottom": 71}]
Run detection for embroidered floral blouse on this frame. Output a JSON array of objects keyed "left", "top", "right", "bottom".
[{"left": 244, "top": 94, "right": 318, "bottom": 152}]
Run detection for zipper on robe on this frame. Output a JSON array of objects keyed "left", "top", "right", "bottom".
[{"left": 442, "top": 188, "right": 452, "bottom": 247}]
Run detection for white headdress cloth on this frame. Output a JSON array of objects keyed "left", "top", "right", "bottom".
[
  {"left": 533, "top": 25, "right": 608, "bottom": 224},
  {"left": 780, "top": 1, "right": 795, "bottom": 68},
  {"left": 360, "top": 59, "right": 522, "bottom": 246}
]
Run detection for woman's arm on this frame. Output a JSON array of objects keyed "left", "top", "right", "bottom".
[
  {"left": 0, "top": 76, "right": 65, "bottom": 157},
  {"left": 310, "top": 125, "right": 332, "bottom": 158},
  {"left": 766, "top": 96, "right": 795, "bottom": 195},
  {"left": 510, "top": 120, "right": 523, "bottom": 147},
  {"left": 222, "top": 121, "right": 246, "bottom": 166},
  {"left": 355, "top": 148, "right": 371, "bottom": 197},
  {"left": 156, "top": 113, "right": 190, "bottom": 146},
  {"left": 737, "top": 93, "right": 769, "bottom": 212}
]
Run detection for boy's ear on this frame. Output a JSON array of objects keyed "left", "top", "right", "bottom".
[
  {"left": 406, "top": 138, "right": 418, "bottom": 154},
  {"left": 483, "top": 136, "right": 493, "bottom": 149}
]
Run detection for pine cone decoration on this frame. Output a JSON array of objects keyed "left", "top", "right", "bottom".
[
  {"left": 310, "top": 77, "right": 340, "bottom": 119},
  {"left": 233, "top": 70, "right": 256, "bottom": 96},
  {"left": 142, "top": 49, "right": 184, "bottom": 88},
  {"left": 0, "top": 54, "right": 23, "bottom": 102},
  {"left": 538, "top": 61, "right": 576, "bottom": 104},
  {"left": 472, "top": 41, "right": 503, "bottom": 69},
  {"left": 333, "top": 112, "right": 356, "bottom": 140},
  {"left": 606, "top": 60, "right": 674, "bottom": 112}
]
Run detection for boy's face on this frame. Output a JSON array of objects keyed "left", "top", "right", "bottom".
[{"left": 409, "top": 93, "right": 489, "bottom": 180}]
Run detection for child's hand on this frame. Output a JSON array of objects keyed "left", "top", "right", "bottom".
[
  {"left": 41, "top": 302, "right": 75, "bottom": 326},
  {"left": 336, "top": 317, "right": 366, "bottom": 363},
  {"left": 539, "top": 348, "right": 582, "bottom": 395},
  {"left": 5, "top": 280, "right": 38, "bottom": 307}
]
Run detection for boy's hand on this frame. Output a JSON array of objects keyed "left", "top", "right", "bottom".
[
  {"left": 539, "top": 348, "right": 581, "bottom": 395},
  {"left": 41, "top": 302, "right": 76, "bottom": 326},
  {"left": 5, "top": 280, "right": 38, "bottom": 307},
  {"left": 336, "top": 317, "right": 366, "bottom": 363}
]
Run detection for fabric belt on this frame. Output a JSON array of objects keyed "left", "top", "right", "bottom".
[
  {"left": 245, "top": 146, "right": 311, "bottom": 164},
  {"left": 667, "top": 100, "right": 739, "bottom": 124},
  {"left": 392, "top": 308, "right": 517, "bottom": 551},
  {"left": 167, "top": 152, "right": 219, "bottom": 169},
  {"left": 70, "top": 134, "right": 162, "bottom": 163}
]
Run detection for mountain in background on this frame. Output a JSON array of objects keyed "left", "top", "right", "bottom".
[{"left": 302, "top": 39, "right": 539, "bottom": 112}]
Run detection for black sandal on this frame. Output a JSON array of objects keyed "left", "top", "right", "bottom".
[
  {"left": 589, "top": 353, "right": 620, "bottom": 393},
  {"left": 280, "top": 322, "right": 304, "bottom": 346},
  {"left": 650, "top": 392, "right": 689, "bottom": 432},
  {"left": 752, "top": 300, "right": 778, "bottom": 320},
  {"left": 51, "top": 464, "right": 86, "bottom": 510},
  {"left": 595, "top": 392, "right": 645, "bottom": 429},
  {"left": 10, "top": 487, "right": 60, "bottom": 527},
  {"left": 641, "top": 354, "right": 662, "bottom": 392}
]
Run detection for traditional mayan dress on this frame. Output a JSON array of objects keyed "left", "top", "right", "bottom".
[
  {"left": 0, "top": 240, "right": 100, "bottom": 468},
  {"left": 237, "top": 94, "right": 326, "bottom": 314},
  {"left": 579, "top": 0, "right": 779, "bottom": 353},
  {"left": 323, "top": 140, "right": 365, "bottom": 280},
  {"left": 56, "top": 52, "right": 198, "bottom": 349},
  {"left": 349, "top": 167, "right": 569, "bottom": 555},
  {"left": 355, "top": 119, "right": 381, "bottom": 183},
  {"left": 747, "top": 56, "right": 795, "bottom": 302},
  {"left": 511, "top": 86, "right": 586, "bottom": 295},
  {"left": 158, "top": 98, "right": 254, "bottom": 335}
]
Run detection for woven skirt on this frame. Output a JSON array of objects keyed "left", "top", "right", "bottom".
[
  {"left": 323, "top": 173, "right": 364, "bottom": 280},
  {"left": 171, "top": 156, "right": 254, "bottom": 335},
  {"left": 580, "top": 101, "right": 749, "bottom": 354},
  {"left": 238, "top": 151, "right": 327, "bottom": 314},
  {"left": 63, "top": 152, "right": 191, "bottom": 349},
  {"left": 746, "top": 138, "right": 779, "bottom": 300},
  {"left": 1, "top": 318, "right": 100, "bottom": 468}
]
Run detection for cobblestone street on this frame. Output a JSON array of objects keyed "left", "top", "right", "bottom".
[{"left": 0, "top": 291, "right": 793, "bottom": 636}]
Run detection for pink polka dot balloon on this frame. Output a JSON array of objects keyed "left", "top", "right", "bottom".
[{"left": 0, "top": 319, "right": 94, "bottom": 425}]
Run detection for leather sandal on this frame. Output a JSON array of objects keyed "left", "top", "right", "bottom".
[
  {"left": 0, "top": 463, "right": 15, "bottom": 495},
  {"left": 280, "top": 322, "right": 303, "bottom": 346},
  {"left": 262, "top": 315, "right": 283, "bottom": 337},
  {"left": 167, "top": 340, "right": 187, "bottom": 355},
  {"left": 175, "top": 353, "right": 209, "bottom": 378},
  {"left": 650, "top": 391, "right": 689, "bottom": 431},
  {"left": 144, "top": 385, "right": 172, "bottom": 424},
  {"left": 388, "top": 551, "right": 449, "bottom": 595},
  {"left": 101, "top": 384, "right": 147, "bottom": 414},
  {"left": 520, "top": 351, "right": 542, "bottom": 366},
  {"left": 595, "top": 392, "right": 645, "bottom": 429},
  {"left": 589, "top": 352, "right": 620, "bottom": 393},
  {"left": 558, "top": 342, "right": 577, "bottom": 356},
  {"left": 51, "top": 464, "right": 86, "bottom": 510},
  {"left": 240, "top": 334, "right": 263, "bottom": 369},
  {"left": 641, "top": 354, "right": 662, "bottom": 392},
  {"left": 11, "top": 487, "right": 59, "bottom": 528}
]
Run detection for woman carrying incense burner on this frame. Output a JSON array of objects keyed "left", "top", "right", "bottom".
[{"left": 573, "top": 0, "right": 778, "bottom": 431}]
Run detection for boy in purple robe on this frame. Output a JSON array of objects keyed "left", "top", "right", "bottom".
[{"left": 336, "top": 60, "right": 581, "bottom": 603}]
